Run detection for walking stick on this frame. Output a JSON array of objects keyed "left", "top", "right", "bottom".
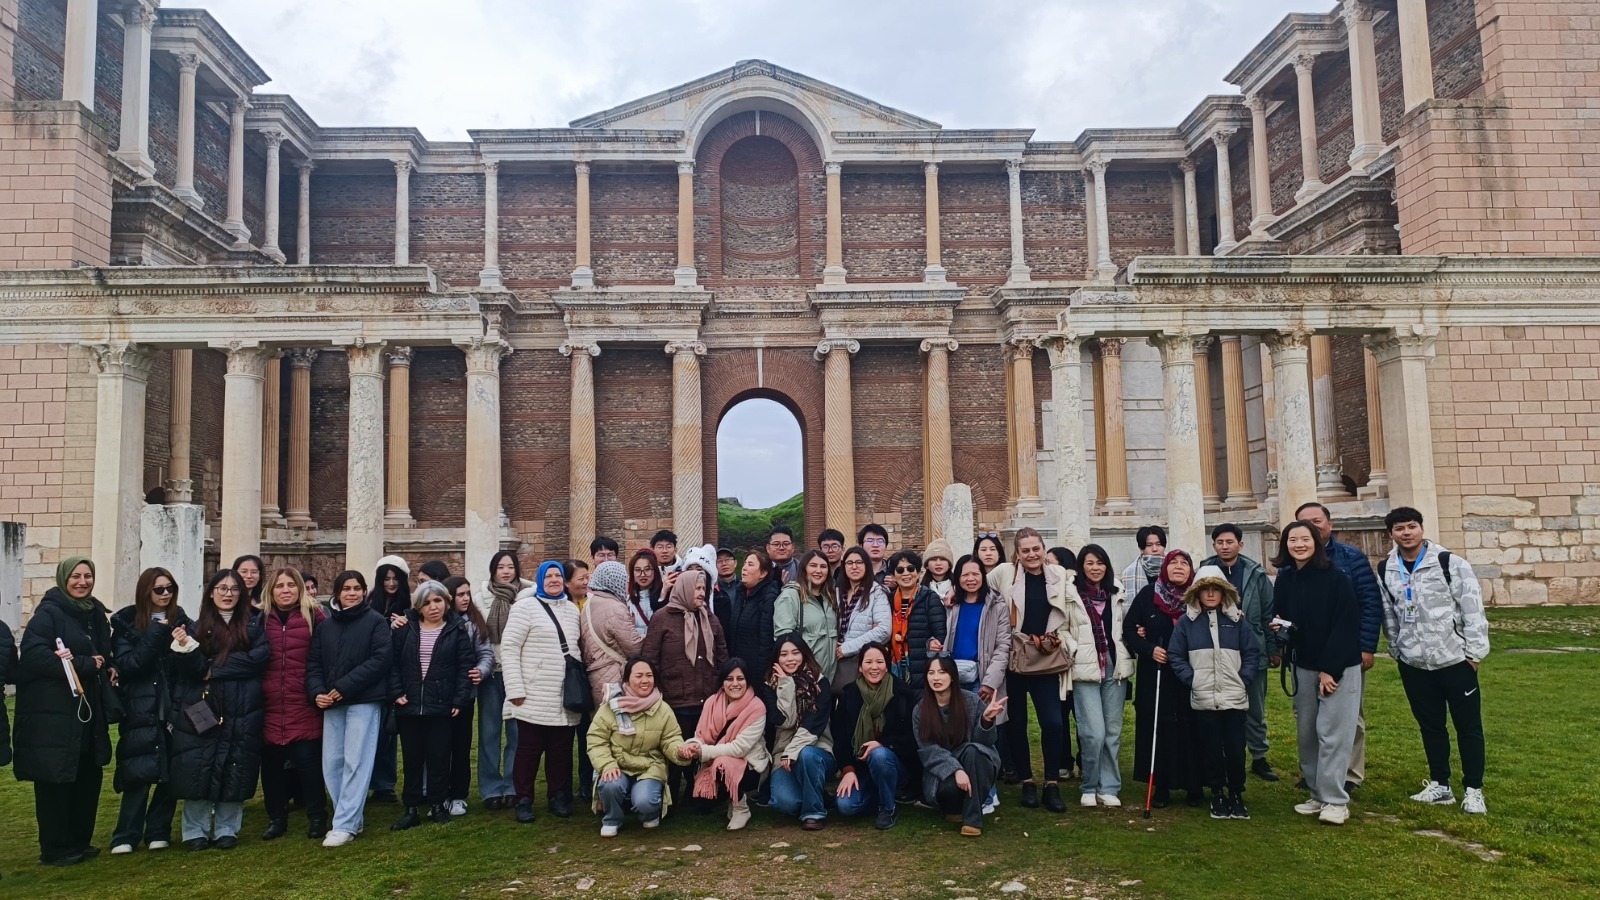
[{"left": 1143, "top": 666, "right": 1161, "bottom": 819}]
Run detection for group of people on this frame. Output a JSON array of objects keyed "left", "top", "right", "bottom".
[{"left": 1, "top": 504, "right": 1491, "bottom": 866}]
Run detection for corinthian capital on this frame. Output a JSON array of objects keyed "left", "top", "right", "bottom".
[
  {"left": 460, "top": 337, "right": 512, "bottom": 373},
  {"left": 87, "top": 341, "right": 157, "bottom": 380}
]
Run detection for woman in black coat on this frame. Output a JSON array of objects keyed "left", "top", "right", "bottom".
[
  {"left": 108, "top": 567, "right": 192, "bottom": 854},
  {"left": 729, "top": 551, "right": 781, "bottom": 676},
  {"left": 1123, "top": 550, "right": 1205, "bottom": 808},
  {"left": 831, "top": 643, "right": 918, "bottom": 829},
  {"left": 884, "top": 550, "right": 947, "bottom": 688},
  {"left": 168, "top": 569, "right": 269, "bottom": 851},
  {"left": 388, "top": 581, "right": 474, "bottom": 831},
  {"left": 14, "top": 556, "right": 115, "bottom": 866}
]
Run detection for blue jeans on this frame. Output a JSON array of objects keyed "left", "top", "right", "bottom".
[
  {"left": 477, "top": 671, "right": 518, "bottom": 800},
  {"left": 180, "top": 800, "right": 243, "bottom": 841},
  {"left": 323, "top": 702, "right": 382, "bottom": 835},
  {"left": 769, "top": 745, "right": 836, "bottom": 822},
  {"left": 112, "top": 781, "right": 176, "bottom": 847},
  {"left": 597, "top": 774, "right": 664, "bottom": 828},
  {"left": 835, "top": 746, "right": 902, "bottom": 816},
  {"left": 1073, "top": 677, "right": 1127, "bottom": 796}
]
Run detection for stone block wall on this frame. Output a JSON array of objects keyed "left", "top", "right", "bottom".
[
  {"left": 405, "top": 347, "right": 467, "bottom": 528},
  {"left": 500, "top": 172, "right": 575, "bottom": 290},
  {"left": 309, "top": 170, "right": 394, "bottom": 265},
  {"left": 1265, "top": 100, "right": 1302, "bottom": 216},
  {"left": 948, "top": 344, "right": 1011, "bottom": 534},
  {"left": 940, "top": 172, "right": 1008, "bottom": 286},
  {"left": 500, "top": 347, "right": 574, "bottom": 565},
  {"left": 409, "top": 172, "right": 483, "bottom": 288},
  {"left": 591, "top": 172, "right": 676, "bottom": 285},
  {"left": 693, "top": 111, "right": 824, "bottom": 284},
  {"left": 0, "top": 102, "right": 112, "bottom": 267},
  {"left": 850, "top": 345, "right": 925, "bottom": 547}
]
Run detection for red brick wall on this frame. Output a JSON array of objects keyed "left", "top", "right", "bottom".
[
  {"left": 307, "top": 350, "right": 351, "bottom": 527},
  {"left": 850, "top": 345, "right": 926, "bottom": 547},
  {"left": 1332, "top": 334, "right": 1371, "bottom": 489},
  {"left": 693, "top": 111, "right": 824, "bottom": 284},
  {"left": 1266, "top": 100, "right": 1302, "bottom": 214},
  {"left": 1228, "top": 138, "right": 1252, "bottom": 241},
  {"left": 501, "top": 172, "right": 575, "bottom": 290},
  {"left": 1019, "top": 170, "right": 1088, "bottom": 278},
  {"left": 409, "top": 172, "right": 483, "bottom": 288},
  {"left": 501, "top": 347, "right": 573, "bottom": 564},
  {"left": 1109, "top": 170, "right": 1178, "bottom": 262},
  {"left": 941, "top": 172, "right": 1008, "bottom": 286},
  {"left": 841, "top": 171, "right": 924, "bottom": 281},
  {"left": 408, "top": 348, "right": 467, "bottom": 527},
  {"left": 592, "top": 172, "right": 676, "bottom": 285},
  {"left": 309, "top": 170, "right": 394, "bottom": 265}
]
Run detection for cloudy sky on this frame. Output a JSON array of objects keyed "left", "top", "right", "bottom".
[{"left": 182, "top": 0, "right": 1302, "bottom": 508}]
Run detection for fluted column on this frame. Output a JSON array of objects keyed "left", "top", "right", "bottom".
[
  {"left": 922, "top": 338, "right": 957, "bottom": 536},
  {"left": 667, "top": 341, "right": 706, "bottom": 547},
  {"left": 220, "top": 343, "right": 272, "bottom": 564},
  {"left": 62, "top": 0, "right": 98, "bottom": 109},
  {"left": 572, "top": 162, "right": 595, "bottom": 287},
  {"left": 562, "top": 341, "right": 600, "bottom": 559},
  {"left": 1344, "top": 0, "right": 1385, "bottom": 171},
  {"left": 1362, "top": 346, "right": 1389, "bottom": 497},
  {"left": 923, "top": 162, "right": 946, "bottom": 283},
  {"left": 818, "top": 339, "right": 859, "bottom": 532},
  {"left": 166, "top": 349, "right": 194, "bottom": 503},
  {"left": 1212, "top": 128, "right": 1239, "bottom": 255},
  {"left": 284, "top": 349, "right": 317, "bottom": 527},
  {"left": 1006, "top": 158, "right": 1031, "bottom": 282},
  {"left": 90, "top": 341, "right": 156, "bottom": 605},
  {"left": 344, "top": 341, "right": 387, "bottom": 573},
  {"left": 1293, "top": 54, "right": 1326, "bottom": 201},
  {"left": 1246, "top": 96, "right": 1275, "bottom": 234},
  {"left": 393, "top": 160, "right": 412, "bottom": 266},
  {"left": 1088, "top": 157, "right": 1116, "bottom": 281},
  {"left": 462, "top": 338, "right": 511, "bottom": 586},
  {"left": 1192, "top": 336, "right": 1221, "bottom": 512},
  {"left": 260, "top": 128, "right": 286, "bottom": 263},
  {"left": 1366, "top": 328, "right": 1439, "bottom": 528},
  {"left": 295, "top": 160, "right": 313, "bottom": 264},
  {"left": 480, "top": 161, "right": 502, "bottom": 288},
  {"left": 1311, "top": 334, "right": 1351, "bottom": 499},
  {"left": 1045, "top": 335, "right": 1089, "bottom": 548},
  {"left": 1083, "top": 167, "right": 1100, "bottom": 279},
  {"left": 224, "top": 98, "right": 251, "bottom": 245},
  {"left": 384, "top": 347, "right": 415, "bottom": 528},
  {"left": 1180, "top": 159, "right": 1201, "bottom": 255},
  {"left": 1396, "top": 0, "right": 1436, "bottom": 112},
  {"left": 173, "top": 52, "right": 203, "bottom": 209},
  {"left": 112, "top": 2, "right": 156, "bottom": 178},
  {"left": 1098, "top": 338, "right": 1134, "bottom": 513},
  {"left": 1151, "top": 331, "right": 1209, "bottom": 555},
  {"left": 1008, "top": 339, "right": 1044, "bottom": 518},
  {"left": 1092, "top": 349, "right": 1109, "bottom": 503},
  {"left": 824, "top": 161, "right": 846, "bottom": 284},
  {"left": 1265, "top": 330, "right": 1316, "bottom": 519},
  {"left": 1220, "top": 336, "right": 1255, "bottom": 508},
  {"left": 674, "top": 161, "right": 697, "bottom": 287},
  {"left": 259, "top": 354, "right": 284, "bottom": 525}
]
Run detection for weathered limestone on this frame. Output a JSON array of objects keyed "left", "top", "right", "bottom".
[
  {"left": 141, "top": 504, "right": 204, "bottom": 618},
  {"left": 225, "top": 98, "right": 251, "bottom": 245},
  {"left": 1310, "top": 334, "right": 1350, "bottom": 499},
  {"left": 1008, "top": 338, "right": 1045, "bottom": 519},
  {"left": 1361, "top": 346, "right": 1388, "bottom": 498},
  {"left": 818, "top": 339, "right": 859, "bottom": 533},
  {"left": 1088, "top": 158, "right": 1116, "bottom": 281},
  {"left": 1170, "top": 172, "right": 1186, "bottom": 255},
  {"left": 284, "top": 348, "right": 317, "bottom": 527},
  {"left": 62, "top": 0, "right": 98, "bottom": 109},
  {"left": 260, "top": 129, "right": 286, "bottom": 263},
  {"left": 220, "top": 343, "right": 271, "bottom": 565},
  {"left": 384, "top": 347, "right": 415, "bottom": 528},
  {"left": 1097, "top": 339, "right": 1134, "bottom": 513},
  {"left": 173, "top": 52, "right": 203, "bottom": 209},
  {"left": 823, "top": 162, "right": 846, "bottom": 284},
  {"left": 1265, "top": 330, "right": 1316, "bottom": 521},
  {"left": 571, "top": 162, "right": 594, "bottom": 288},
  {"left": 667, "top": 341, "right": 706, "bottom": 547},
  {"left": 1219, "top": 336, "right": 1255, "bottom": 507},
  {"left": 345, "top": 341, "right": 387, "bottom": 573},
  {"left": 1192, "top": 336, "right": 1221, "bottom": 511},
  {"left": 1395, "top": 0, "right": 1435, "bottom": 113},
  {"left": 295, "top": 161, "right": 313, "bottom": 264},
  {"left": 1006, "top": 159, "right": 1030, "bottom": 282},
  {"left": 1179, "top": 160, "right": 1200, "bottom": 256},
  {"left": 1292, "top": 54, "right": 1325, "bottom": 201},
  {"left": 1343, "top": 0, "right": 1385, "bottom": 172},
  {"left": 166, "top": 348, "right": 194, "bottom": 503},
  {"left": 941, "top": 484, "right": 975, "bottom": 556},
  {"left": 1, "top": 522, "right": 24, "bottom": 633},
  {"left": 1044, "top": 335, "right": 1089, "bottom": 548},
  {"left": 393, "top": 160, "right": 412, "bottom": 266},
  {"left": 259, "top": 354, "right": 284, "bottom": 524},
  {"left": 1212, "top": 129, "right": 1239, "bottom": 254},
  {"left": 480, "top": 161, "right": 502, "bottom": 288},
  {"left": 562, "top": 341, "right": 600, "bottom": 559},
  {"left": 1151, "top": 332, "right": 1208, "bottom": 556},
  {"left": 1092, "top": 350, "right": 1109, "bottom": 503},
  {"left": 923, "top": 162, "right": 946, "bottom": 284},
  {"left": 1083, "top": 167, "right": 1101, "bottom": 279},
  {"left": 675, "top": 161, "right": 697, "bottom": 287},
  {"left": 113, "top": 2, "right": 156, "bottom": 178},
  {"left": 922, "top": 338, "right": 957, "bottom": 537},
  {"left": 462, "top": 338, "right": 511, "bottom": 587},
  {"left": 1246, "top": 96, "right": 1275, "bottom": 233},
  {"left": 90, "top": 341, "right": 155, "bottom": 609},
  {"left": 1367, "top": 327, "right": 1439, "bottom": 530}
]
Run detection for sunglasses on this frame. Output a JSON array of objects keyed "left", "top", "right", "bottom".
[
  {"left": 152, "top": 584, "right": 175, "bottom": 596},
  {"left": 893, "top": 565, "right": 919, "bottom": 575},
  {"left": 978, "top": 532, "right": 1000, "bottom": 540}
]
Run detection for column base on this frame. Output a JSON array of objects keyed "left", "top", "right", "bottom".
[
  {"left": 173, "top": 187, "right": 204, "bottom": 211},
  {"left": 1222, "top": 492, "right": 1257, "bottom": 511},
  {"left": 674, "top": 266, "right": 698, "bottom": 288},
  {"left": 922, "top": 265, "right": 947, "bottom": 284},
  {"left": 384, "top": 512, "right": 417, "bottom": 529},
  {"left": 284, "top": 513, "right": 318, "bottom": 529},
  {"left": 1214, "top": 240, "right": 1239, "bottom": 256},
  {"left": 1007, "top": 263, "right": 1032, "bottom": 283},
  {"left": 1358, "top": 475, "right": 1389, "bottom": 500},
  {"left": 1317, "top": 485, "right": 1355, "bottom": 501},
  {"left": 1204, "top": 498, "right": 1223, "bottom": 514},
  {"left": 1248, "top": 214, "right": 1279, "bottom": 234},
  {"left": 569, "top": 266, "right": 594, "bottom": 288},
  {"left": 260, "top": 508, "right": 287, "bottom": 528},
  {"left": 113, "top": 149, "right": 156, "bottom": 180},
  {"left": 1348, "top": 144, "right": 1386, "bottom": 173},
  {"left": 262, "top": 246, "right": 286, "bottom": 264},
  {"left": 1294, "top": 180, "right": 1326, "bottom": 203},
  {"left": 822, "top": 265, "right": 847, "bottom": 285},
  {"left": 1011, "top": 497, "right": 1047, "bottom": 519},
  {"left": 1095, "top": 262, "right": 1117, "bottom": 283},
  {"left": 225, "top": 221, "right": 250, "bottom": 242},
  {"left": 479, "top": 267, "right": 504, "bottom": 289},
  {"left": 1097, "top": 498, "right": 1138, "bottom": 516}
]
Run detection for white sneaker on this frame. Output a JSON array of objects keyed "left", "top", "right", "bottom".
[
  {"left": 728, "top": 799, "right": 751, "bottom": 831},
  {"left": 600, "top": 824, "right": 620, "bottom": 838},
  {"left": 1098, "top": 794, "right": 1121, "bottom": 808},
  {"left": 147, "top": 840, "right": 169, "bottom": 850},
  {"left": 641, "top": 818, "right": 660, "bottom": 829},
  {"left": 981, "top": 799, "right": 998, "bottom": 815},
  {"left": 322, "top": 831, "right": 355, "bottom": 848},
  {"left": 1294, "top": 799, "right": 1325, "bottom": 816},
  {"left": 111, "top": 843, "right": 134, "bottom": 855},
  {"left": 1318, "top": 803, "right": 1349, "bottom": 825},
  {"left": 1080, "top": 793, "right": 1098, "bottom": 808},
  {"left": 1410, "top": 780, "right": 1456, "bottom": 805},
  {"left": 1462, "top": 788, "right": 1487, "bottom": 815},
  {"left": 448, "top": 799, "right": 467, "bottom": 816}
]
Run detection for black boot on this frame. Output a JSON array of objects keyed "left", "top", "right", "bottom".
[
  {"left": 307, "top": 817, "right": 328, "bottom": 840},
  {"left": 549, "top": 791, "right": 574, "bottom": 819},
  {"left": 1252, "top": 758, "right": 1280, "bottom": 782},
  {"left": 390, "top": 807, "right": 422, "bottom": 831},
  {"left": 1042, "top": 782, "right": 1067, "bottom": 813},
  {"left": 515, "top": 798, "right": 537, "bottom": 824},
  {"left": 428, "top": 803, "right": 451, "bottom": 825},
  {"left": 261, "top": 818, "right": 288, "bottom": 841}
]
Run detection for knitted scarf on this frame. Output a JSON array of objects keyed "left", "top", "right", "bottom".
[
  {"left": 609, "top": 681, "right": 662, "bottom": 736},
  {"left": 484, "top": 578, "right": 518, "bottom": 646},
  {"left": 1152, "top": 550, "right": 1194, "bottom": 621},
  {"left": 851, "top": 672, "right": 895, "bottom": 751},
  {"left": 889, "top": 586, "right": 917, "bottom": 676},
  {"left": 1081, "top": 580, "right": 1113, "bottom": 676},
  {"left": 692, "top": 687, "right": 765, "bottom": 801}
]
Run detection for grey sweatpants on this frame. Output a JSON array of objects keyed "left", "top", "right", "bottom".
[{"left": 1293, "top": 664, "right": 1362, "bottom": 808}]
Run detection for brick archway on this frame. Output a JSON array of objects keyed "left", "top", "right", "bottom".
[{"left": 693, "top": 111, "right": 826, "bottom": 285}]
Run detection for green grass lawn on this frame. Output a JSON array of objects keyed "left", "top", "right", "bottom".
[{"left": 3, "top": 607, "right": 1598, "bottom": 899}]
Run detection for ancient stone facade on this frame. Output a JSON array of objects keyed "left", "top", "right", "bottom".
[{"left": 1, "top": 0, "right": 1599, "bottom": 615}]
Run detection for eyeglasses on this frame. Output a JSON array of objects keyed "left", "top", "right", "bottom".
[
  {"left": 216, "top": 585, "right": 239, "bottom": 594},
  {"left": 893, "top": 565, "right": 919, "bottom": 575},
  {"left": 152, "top": 585, "right": 175, "bottom": 596},
  {"left": 863, "top": 537, "right": 887, "bottom": 546},
  {"left": 767, "top": 540, "right": 793, "bottom": 549}
]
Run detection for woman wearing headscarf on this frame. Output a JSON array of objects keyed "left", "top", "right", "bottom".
[
  {"left": 641, "top": 568, "right": 727, "bottom": 806},
  {"left": 773, "top": 550, "right": 838, "bottom": 681},
  {"left": 501, "top": 560, "right": 582, "bottom": 824},
  {"left": 1066, "top": 544, "right": 1134, "bottom": 808},
  {"left": 833, "top": 546, "right": 891, "bottom": 687},
  {"left": 579, "top": 561, "right": 644, "bottom": 709},
  {"left": 472, "top": 549, "right": 529, "bottom": 810},
  {"left": 831, "top": 643, "right": 917, "bottom": 830},
  {"left": 587, "top": 657, "right": 689, "bottom": 836},
  {"left": 15, "top": 557, "right": 115, "bottom": 866},
  {"left": 1124, "top": 548, "right": 1205, "bottom": 807},
  {"left": 915, "top": 655, "right": 1007, "bottom": 836},
  {"left": 108, "top": 567, "right": 191, "bottom": 855},
  {"left": 259, "top": 569, "right": 327, "bottom": 842},
  {"left": 767, "top": 634, "right": 835, "bottom": 830},
  {"left": 444, "top": 576, "right": 493, "bottom": 816},
  {"left": 682, "top": 658, "right": 769, "bottom": 830}
]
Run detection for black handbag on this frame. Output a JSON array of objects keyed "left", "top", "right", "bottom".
[
  {"left": 183, "top": 686, "right": 221, "bottom": 735},
  {"left": 537, "top": 599, "right": 593, "bottom": 715}
]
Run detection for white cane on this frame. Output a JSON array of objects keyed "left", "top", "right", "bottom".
[{"left": 1143, "top": 666, "right": 1161, "bottom": 818}]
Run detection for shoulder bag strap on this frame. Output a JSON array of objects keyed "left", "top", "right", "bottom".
[
  {"left": 536, "top": 598, "right": 572, "bottom": 657},
  {"left": 581, "top": 601, "right": 626, "bottom": 664}
]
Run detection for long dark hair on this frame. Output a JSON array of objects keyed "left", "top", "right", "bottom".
[
  {"left": 772, "top": 633, "right": 823, "bottom": 715},
  {"left": 972, "top": 534, "right": 1006, "bottom": 567},
  {"left": 1271, "top": 520, "right": 1330, "bottom": 570},
  {"left": 487, "top": 549, "right": 522, "bottom": 584},
  {"left": 626, "top": 548, "right": 662, "bottom": 608},
  {"left": 1048, "top": 546, "right": 1078, "bottom": 572},
  {"left": 1074, "top": 543, "right": 1120, "bottom": 596},
  {"left": 834, "top": 546, "right": 874, "bottom": 611},
  {"left": 197, "top": 569, "right": 251, "bottom": 664},
  {"left": 133, "top": 566, "right": 181, "bottom": 630},
  {"left": 444, "top": 575, "right": 486, "bottom": 633},
  {"left": 918, "top": 656, "right": 969, "bottom": 748},
  {"left": 230, "top": 554, "right": 266, "bottom": 607}
]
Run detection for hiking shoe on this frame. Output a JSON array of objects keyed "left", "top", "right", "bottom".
[
  {"left": 1318, "top": 803, "right": 1349, "bottom": 826},
  {"left": 549, "top": 792, "right": 574, "bottom": 818},
  {"left": 1462, "top": 788, "right": 1487, "bottom": 815},
  {"left": 1229, "top": 795, "right": 1251, "bottom": 820},
  {"left": 428, "top": 803, "right": 451, "bottom": 825},
  {"left": 1294, "top": 799, "right": 1324, "bottom": 816},
  {"left": 514, "top": 799, "right": 536, "bottom": 824},
  {"left": 1251, "top": 758, "right": 1280, "bottom": 782},
  {"left": 1210, "top": 794, "right": 1230, "bottom": 819},
  {"left": 1019, "top": 782, "right": 1039, "bottom": 808},
  {"left": 390, "top": 807, "right": 421, "bottom": 831},
  {"left": 874, "top": 807, "right": 897, "bottom": 831},
  {"left": 1410, "top": 780, "right": 1456, "bottom": 805}
]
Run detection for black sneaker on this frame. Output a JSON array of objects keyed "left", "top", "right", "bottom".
[
  {"left": 874, "top": 807, "right": 898, "bottom": 831},
  {"left": 40, "top": 852, "right": 86, "bottom": 867},
  {"left": 1229, "top": 795, "right": 1251, "bottom": 820},
  {"left": 212, "top": 836, "right": 238, "bottom": 850},
  {"left": 184, "top": 838, "right": 210, "bottom": 852},
  {"left": 1210, "top": 794, "right": 1230, "bottom": 819},
  {"left": 1019, "top": 782, "right": 1040, "bottom": 808},
  {"left": 1252, "top": 759, "right": 1280, "bottom": 782},
  {"left": 1001, "top": 767, "right": 1022, "bottom": 786},
  {"left": 428, "top": 803, "right": 451, "bottom": 825},
  {"left": 390, "top": 807, "right": 422, "bottom": 831},
  {"left": 549, "top": 791, "right": 574, "bottom": 819},
  {"left": 1041, "top": 783, "right": 1067, "bottom": 813}
]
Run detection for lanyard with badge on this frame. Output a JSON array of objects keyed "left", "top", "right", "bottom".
[{"left": 1399, "top": 549, "right": 1423, "bottom": 624}]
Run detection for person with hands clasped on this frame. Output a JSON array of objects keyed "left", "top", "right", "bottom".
[
  {"left": 501, "top": 560, "right": 583, "bottom": 823},
  {"left": 767, "top": 634, "right": 836, "bottom": 830},
  {"left": 831, "top": 643, "right": 918, "bottom": 830},
  {"left": 259, "top": 569, "right": 328, "bottom": 843},
  {"left": 388, "top": 581, "right": 475, "bottom": 831},
  {"left": 1065, "top": 545, "right": 1134, "bottom": 809},
  {"left": 1124, "top": 549, "right": 1206, "bottom": 809},
  {"left": 682, "top": 658, "right": 769, "bottom": 831},
  {"left": 914, "top": 655, "right": 1006, "bottom": 836},
  {"left": 587, "top": 657, "right": 689, "bottom": 837}
]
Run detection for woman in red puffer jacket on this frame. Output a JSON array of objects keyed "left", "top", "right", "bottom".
[{"left": 261, "top": 569, "right": 328, "bottom": 841}]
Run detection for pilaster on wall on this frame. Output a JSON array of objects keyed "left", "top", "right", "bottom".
[
  {"left": 0, "top": 102, "right": 113, "bottom": 268},
  {"left": 0, "top": 0, "right": 17, "bottom": 103}
]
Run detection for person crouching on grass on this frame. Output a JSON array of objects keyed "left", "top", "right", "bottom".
[{"left": 1168, "top": 565, "right": 1261, "bottom": 821}]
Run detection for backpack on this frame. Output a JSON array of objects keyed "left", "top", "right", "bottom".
[{"left": 1377, "top": 551, "right": 1453, "bottom": 603}]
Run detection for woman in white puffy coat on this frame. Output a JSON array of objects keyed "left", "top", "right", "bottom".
[
  {"left": 500, "top": 560, "right": 582, "bottom": 824},
  {"left": 1064, "top": 544, "right": 1136, "bottom": 809},
  {"left": 833, "top": 547, "right": 891, "bottom": 686}
]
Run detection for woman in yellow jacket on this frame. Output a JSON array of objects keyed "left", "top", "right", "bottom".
[{"left": 587, "top": 657, "right": 690, "bottom": 837}]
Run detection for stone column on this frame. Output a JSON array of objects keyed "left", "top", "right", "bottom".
[
  {"left": 220, "top": 343, "right": 272, "bottom": 564},
  {"left": 923, "top": 162, "right": 946, "bottom": 283},
  {"left": 1098, "top": 338, "right": 1134, "bottom": 513},
  {"left": 1083, "top": 167, "right": 1101, "bottom": 279},
  {"left": 1088, "top": 158, "right": 1116, "bottom": 281},
  {"left": 674, "top": 161, "right": 697, "bottom": 287},
  {"left": 562, "top": 341, "right": 600, "bottom": 559},
  {"left": 259, "top": 128, "right": 286, "bottom": 263},
  {"left": 1170, "top": 172, "right": 1187, "bottom": 255},
  {"left": 1180, "top": 159, "right": 1201, "bottom": 255},
  {"left": 1260, "top": 340, "right": 1280, "bottom": 502},
  {"left": 1265, "top": 330, "right": 1316, "bottom": 520},
  {"left": 922, "top": 339, "right": 957, "bottom": 536},
  {"left": 1395, "top": 0, "right": 1436, "bottom": 113},
  {"left": 823, "top": 161, "right": 846, "bottom": 284},
  {"left": 1219, "top": 336, "right": 1255, "bottom": 507},
  {"left": 284, "top": 349, "right": 317, "bottom": 527},
  {"left": 462, "top": 338, "right": 511, "bottom": 587},
  {"left": 393, "top": 159, "right": 412, "bottom": 266},
  {"left": 479, "top": 161, "right": 502, "bottom": 288},
  {"left": 292, "top": 160, "right": 314, "bottom": 264},
  {"left": 1212, "top": 128, "right": 1239, "bottom": 255},
  {"left": 1192, "top": 336, "right": 1222, "bottom": 512},
  {"left": 259, "top": 354, "right": 284, "bottom": 525},
  {"left": 1151, "top": 332, "right": 1208, "bottom": 556},
  {"left": 166, "top": 349, "right": 194, "bottom": 503},
  {"left": 173, "top": 52, "right": 203, "bottom": 208},
  {"left": 62, "top": 0, "right": 98, "bottom": 109},
  {"left": 1362, "top": 346, "right": 1389, "bottom": 497},
  {"left": 89, "top": 341, "right": 155, "bottom": 605},
  {"left": 572, "top": 162, "right": 595, "bottom": 287},
  {"left": 1008, "top": 339, "right": 1045, "bottom": 518},
  {"left": 112, "top": 2, "right": 156, "bottom": 178},
  {"left": 344, "top": 341, "right": 387, "bottom": 573},
  {"left": 817, "top": 339, "right": 859, "bottom": 533},
  {"left": 666, "top": 341, "right": 706, "bottom": 547},
  {"left": 1366, "top": 328, "right": 1439, "bottom": 528},
  {"left": 1293, "top": 54, "right": 1326, "bottom": 201},
  {"left": 1246, "top": 96, "right": 1275, "bottom": 233},
  {"left": 1092, "top": 350, "right": 1109, "bottom": 503},
  {"left": 384, "top": 347, "right": 415, "bottom": 528},
  {"left": 1310, "top": 334, "right": 1351, "bottom": 499},
  {"left": 224, "top": 98, "right": 251, "bottom": 245},
  {"left": 1343, "top": 0, "right": 1385, "bottom": 171},
  {"left": 1006, "top": 158, "right": 1031, "bottom": 282},
  {"left": 1045, "top": 335, "right": 1089, "bottom": 548}
]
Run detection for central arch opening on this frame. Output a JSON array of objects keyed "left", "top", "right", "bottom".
[{"left": 716, "top": 396, "right": 804, "bottom": 554}]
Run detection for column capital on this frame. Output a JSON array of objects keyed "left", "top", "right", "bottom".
[
  {"left": 573, "top": 161, "right": 589, "bottom": 176},
  {"left": 1178, "top": 158, "right": 1197, "bottom": 175},
  {"left": 260, "top": 127, "right": 285, "bottom": 152},
  {"left": 1085, "top": 156, "right": 1108, "bottom": 177},
  {"left": 1005, "top": 337, "right": 1037, "bottom": 360},
  {"left": 559, "top": 341, "right": 601, "bottom": 358},
  {"left": 1293, "top": 52, "right": 1319, "bottom": 76},
  {"left": 86, "top": 341, "right": 157, "bottom": 380},
  {"left": 1095, "top": 337, "right": 1127, "bottom": 359},
  {"left": 1210, "top": 126, "right": 1238, "bottom": 148},
  {"left": 482, "top": 160, "right": 499, "bottom": 176},
  {"left": 229, "top": 96, "right": 251, "bottom": 117},
  {"left": 1246, "top": 94, "right": 1268, "bottom": 115},
  {"left": 1191, "top": 334, "right": 1216, "bottom": 355},
  {"left": 824, "top": 161, "right": 841, "bottom": 176},
  {"left": 287, "top": 347, "right": 319, "bottom": 369},
  {"left": 815, "top": 338, "right": 860, "bottom": 360},
  {"left": 664, "top": 340, "right": 707, "bottom": 357},
  {"left": 1341, "top": 0, "right": 1375, "bottom": 26},
  {"left": 1363, "top": 325, "right": 1438, "bottom": 363},
  {"left": 1150, "top": 330, "right": 1209, "bottom": 367},
  {"left": 460, "top": 336, "right": 512, "bottom": 373},
  {"left": 222, "top": 341, "right": 273, "bottom": 378},
  {"left": 394, "top": 158, "right": 414, "bottom": 177},
  {"left": 346, "top": 339, "right": 387, "bottom": 376},
  {"left": 1005, "top": 157, "right": 1023, "bottom": 177},
  {"left": 924, "top": 161, "right": 939, "bottom": 176},
  {"left": 1264, "top": 327, "right": 1314, "bottom": 354},
  {"left": 293, "top": 158, "right": 316, "bottom": 174},
  {"left": 175, "top": 50, "right": 201, "bottom": 73},
  {"left": 1040, "top": 333, "right": 1084, "bottom": 368},
  {"left": 919, "top": 338, "right": 959, "bottom": 354},
  {"left": 386, "top": 346, "right": 413, "bottom": 368},
  {"left": 677, "top": 161, "right": 695, "bottom": 176}
]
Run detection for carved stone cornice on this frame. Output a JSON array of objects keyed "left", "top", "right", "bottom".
[
  {"left": 554, "top": 287, "right": 710, "bottom": 346},
  {"left": 809, "top": 283, "right": 963, "bottom": 343}
]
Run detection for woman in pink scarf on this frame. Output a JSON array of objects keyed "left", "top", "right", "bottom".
[
  {"left": 1123, "top": 548, "right": 1205, "bottom": 807},
  {"left": 679, "top": 658, "right": 769, "bottom": 830}
]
